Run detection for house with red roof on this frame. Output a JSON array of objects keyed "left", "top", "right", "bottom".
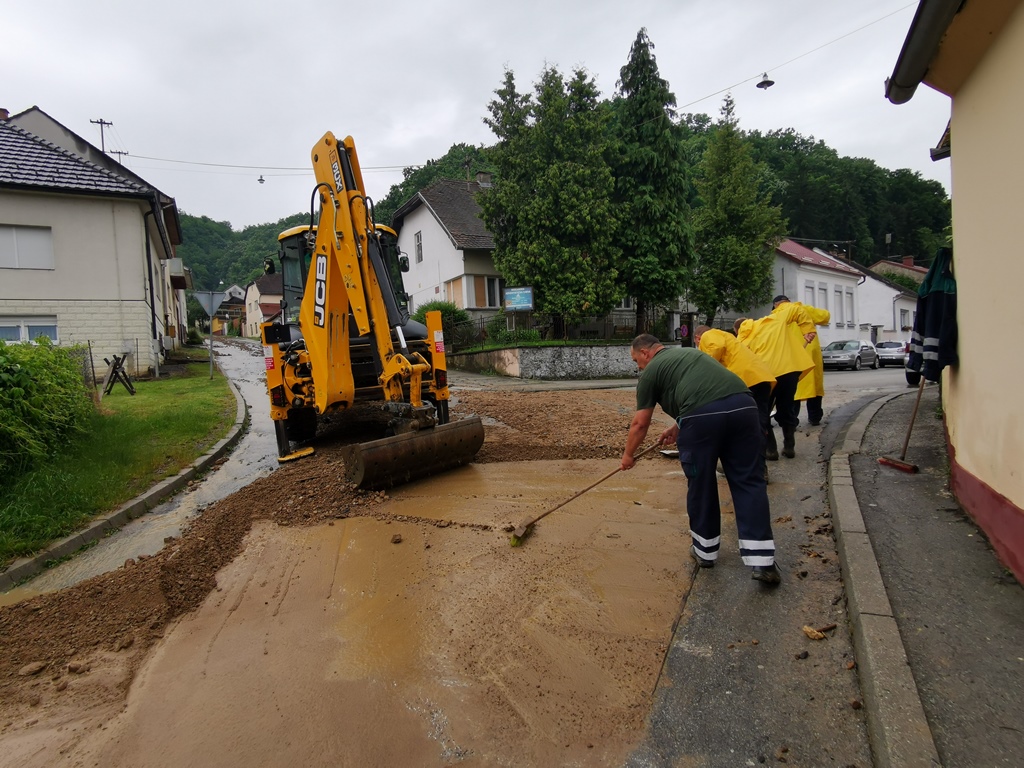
[
  {"left": 766, "top": 239, "right": 864, "bottom": 346},
  {"left": 868, "top": 256, "right": 929, "bottom": 286}
]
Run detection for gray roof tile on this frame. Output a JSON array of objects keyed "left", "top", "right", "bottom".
[
  {"left": 0, "top": 119, "right": 150, "bottom": 197},
  {"left": 419, "top": 179, "right": 494, "bottom": 250}
]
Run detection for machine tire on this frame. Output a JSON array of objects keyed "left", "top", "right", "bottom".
[
  {"left": 852, "top": 357, "right": 861, "bottom": 371},
  {"left": 284, "top": 408, "right": 318, "bottom": 443},
  {"left": 870, "top": 357, "right": 878, "bottom": 370}
]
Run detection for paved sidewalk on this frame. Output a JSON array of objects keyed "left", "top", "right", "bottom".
[{"left": 840, "top": 385, "right": 1024, "bottom": 767}]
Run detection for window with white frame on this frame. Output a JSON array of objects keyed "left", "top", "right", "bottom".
[
  {"left": 845, "top": 291, "right": 855, "bottom": 326},
  {"left": 0, "top": 225, "right": 55, "bottom": 270},
  {"left": 803, "top": 283, "right": 815, "bottom": 306},
  {"left": 414, "top": 231, "right": 423, "bottom": 264},
  {"left": 817, "top": 285, "right": 828, "bottom": 310},
  {"left": 485, "top": 276, "right": 505, "bottom": 308},
  {"left": 900, "top": 308, "right": 910, "bottom": 329},
  {"left": 0, "top": 316, "right": 59, "bottom": 343},
  {"left": 834, "top": 289, "right": 844, "bottom": 325},
  {"left": 618, "top": 297, "right": 633, "bottom": 310}
]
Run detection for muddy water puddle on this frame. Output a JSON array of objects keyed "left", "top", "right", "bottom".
[{"left": 70, "top": 459, "right": 693, "bottom": 767}]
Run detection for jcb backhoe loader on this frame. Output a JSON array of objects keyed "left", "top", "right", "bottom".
[{"left": 260, "top": 132, "right": 484, "bottom": 488}]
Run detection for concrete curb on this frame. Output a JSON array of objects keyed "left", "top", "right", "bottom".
[
  {"left": 828, "top": 392, "right": 941, "bottom": 768},
  {"left": 0, "top": 377, "right": 248, "bottom": 593}
]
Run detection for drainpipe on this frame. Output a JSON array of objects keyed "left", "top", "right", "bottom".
[
  {"left": 143, "top": 208, "right": 161, "bottom": 378},
  {"left": 884, "top": 0, "right": 964, "bottom": 104}
]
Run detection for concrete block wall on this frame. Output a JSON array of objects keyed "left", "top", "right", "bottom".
[{"left": 0, "top": 298, "right": 158, "bottom": 378}]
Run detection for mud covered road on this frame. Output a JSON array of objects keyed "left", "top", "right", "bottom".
[
  {"left": 0, "top": 385, "right": 700, "bottom": 767},
  {"left": 0, "top": 357, "right": 899, "bottom": 767}
]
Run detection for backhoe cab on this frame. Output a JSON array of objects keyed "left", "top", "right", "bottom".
[{"left": 260, "top": 132, "right": 483, "bottom": 488}]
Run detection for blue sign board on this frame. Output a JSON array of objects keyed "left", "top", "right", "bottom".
[{"left": 504, "top": 287, "right": 534, "bottom": 311}]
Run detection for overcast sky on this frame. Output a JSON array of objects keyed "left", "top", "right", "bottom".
[{"left": 5, "top": 0, "right": 950, "bottom": 231}]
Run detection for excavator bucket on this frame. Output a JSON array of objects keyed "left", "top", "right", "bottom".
[{"left": 342, "top": 417, "right": 485, "bottom": 490}]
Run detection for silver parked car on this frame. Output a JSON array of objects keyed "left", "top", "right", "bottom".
[
  {"left": 822, "top": 340, "right": 878, "bottom": 371},
  {"left": 875, "top": 340, "right": 907, "bottom": 367}
]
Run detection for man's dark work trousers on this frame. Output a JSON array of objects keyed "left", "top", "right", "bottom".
[
  {"left": 770, "top": 371, "right": 801, "bottom": 430},
  {"left": 676, "top": 392, "right": 775, "bottom": 567}
]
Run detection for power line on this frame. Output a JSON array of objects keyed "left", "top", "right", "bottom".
[
  {"left": 129, "top": 153, "right": 419, "bottom": 173},
  {"left": 677, "top": 2, "right": 916, "bottom": 110}
]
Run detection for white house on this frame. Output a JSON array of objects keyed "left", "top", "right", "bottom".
[
  {"left": 243, "top": 274, "right": 283, "bottom": 337},
  {"left": 886, "top": 0, "right": 1024, "bottom": 578},
  {"left": 734, "top": 239, "right": 864, "bottom": 345},
  {"left": 1, "top": 108, "right": 186, "bottom": 377},
  {"left": 821, "top": 252, "right": 918, "bottom": 342},
  {"left": 390, "top": 177, "right": 502, "bottom": 322}
]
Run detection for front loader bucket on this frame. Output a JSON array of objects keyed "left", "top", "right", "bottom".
[{"left": 342, "top": 417, "right": 485, "bottom": 490}]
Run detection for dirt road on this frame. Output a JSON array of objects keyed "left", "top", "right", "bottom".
[{"left": 0, "top": 387, "right": 699, "bottom": 767}]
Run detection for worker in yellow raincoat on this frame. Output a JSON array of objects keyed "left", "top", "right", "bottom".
[
  {"left": 695, "top": 326, "right": 777, "bottom": 471},
  {"left": 793, "top": 303, "right": 831, "bottom": 426},
  {"left": 734, "top": 296, "right": 816, "bottom": 459}
]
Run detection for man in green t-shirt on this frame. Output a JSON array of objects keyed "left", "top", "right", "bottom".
[{"left": 621, "top": 334, "right": 780, "bottom": 584}]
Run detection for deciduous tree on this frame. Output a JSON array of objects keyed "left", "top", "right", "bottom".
[{"left": 479, "top": 67, "right": 619, "bottom": 337}]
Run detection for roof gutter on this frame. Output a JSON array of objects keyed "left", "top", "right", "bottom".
[{"left": 885, "top": 0, "right": 964, "bottom": 104}]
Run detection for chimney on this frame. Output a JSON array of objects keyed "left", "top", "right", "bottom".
[
  {"left": 475, "top": 171, "right": 493, "bottom": 188},
  {"left": 0, "top": 108, "right": 9, "bottom": 120},
  {"left": 902, "top": 256, "right": 915, "bottom": 267}
]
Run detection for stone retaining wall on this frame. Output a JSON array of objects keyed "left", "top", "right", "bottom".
[{"left": 449, "top": 344, "right": 638, "bottom": 380}]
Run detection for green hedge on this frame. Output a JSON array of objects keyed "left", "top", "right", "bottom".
[
  {"left": 0, "top": 340, "right": 94, "bottom": 480},
  {"left": 411, "top": 300, "right": 471, "bottom": 332}
]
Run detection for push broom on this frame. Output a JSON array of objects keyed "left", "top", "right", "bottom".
[
  {"left": 878, "top": 376, "right": 926, "bottom": 473},
  {"left": 510, "top": 444, "right": 659, "bottom": 547}
]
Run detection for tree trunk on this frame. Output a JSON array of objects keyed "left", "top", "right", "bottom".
[
  {"left": 552, "top": 314, "right": 566, "bottom": 340},
  {"left": 633, "top": 298, "right": 649, "bottom": 336}
]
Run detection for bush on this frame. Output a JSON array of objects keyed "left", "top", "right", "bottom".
[
  {"left": 485, "top": 310, "right": 541, "bottom": 346},
  {"left": 0, "top": 339, "right": 94, "bottom": 480},
  {"left": 187, "top": 328, "right": 203, "bottom": 345},
  {"left": 411, "top": 300, "right": 471, "bottom": 332}
]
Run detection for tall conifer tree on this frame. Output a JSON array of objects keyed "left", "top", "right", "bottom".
[
  {"left": 609, "top": 28, "right": 694, "bottom": 334},
  {"left": 689, "top": 95, "right": 787, "bottom": 325}
]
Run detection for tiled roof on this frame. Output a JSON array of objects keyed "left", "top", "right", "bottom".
[
  {"left": 418, "top": 179, "right": 495, "bottom": 250},
  {"left": 868, "top": 258, "right": 928, "bottom": 275},
  {"left": 0, "top": 119, "right": 150, "bottom": 197},
  {"left": 254, "top": 273, "right": 283, "bottom": 294},
  {"left": 776, "top": 239, "right": 862, "bottom": 276}
]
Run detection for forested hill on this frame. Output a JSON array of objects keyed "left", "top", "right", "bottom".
[{"left": 177, "top": 211, "right": 309, "bottom": 291}]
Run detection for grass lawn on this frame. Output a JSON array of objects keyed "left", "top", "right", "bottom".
[{"left": 0, "top": 363, "right": 236, "bottom": 567}]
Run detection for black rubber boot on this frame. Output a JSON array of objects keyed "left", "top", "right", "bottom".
[
  {"left": 782, "top": 425, "right": 796, "bottom": 459},
  {"left": 765, "top": 428, "right": 779, "bottom": 461}
]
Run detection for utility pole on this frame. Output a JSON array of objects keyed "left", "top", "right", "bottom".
[
  {"left": 109, "top": 149, "right": 129, "bottom": 162},
  {"left": 90, "top": 118, "right": 113, "bottom": 153}
]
